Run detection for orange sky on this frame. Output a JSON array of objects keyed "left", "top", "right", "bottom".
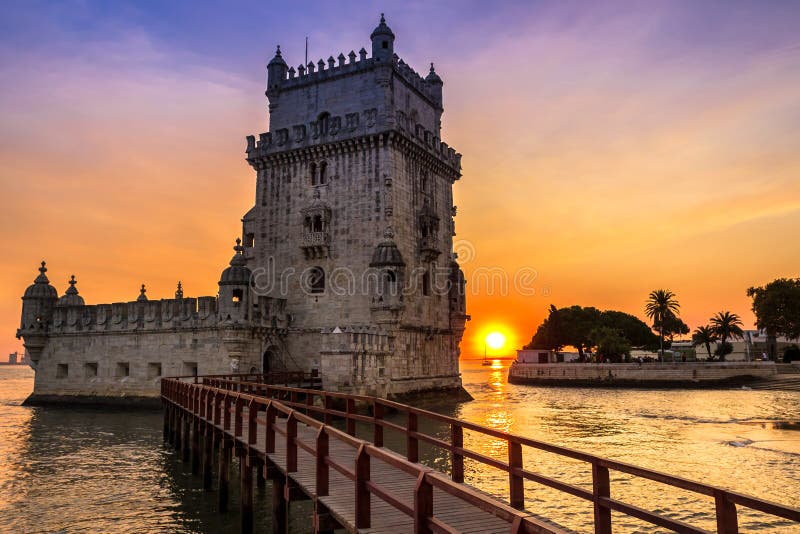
[{"left": 1, "top": 3, "right": 799, "bottom": 359}]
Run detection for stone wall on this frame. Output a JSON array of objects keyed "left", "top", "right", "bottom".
[{"left": 508, "top": 362, "right": 778, "bottom": 387}]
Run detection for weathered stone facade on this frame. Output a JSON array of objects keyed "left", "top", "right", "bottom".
[{"left": 17, "top": 16, "right": 469, "bottom": 403}]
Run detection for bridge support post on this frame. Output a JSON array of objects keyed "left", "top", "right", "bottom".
[
  {"left": 163, "top": 404, "right": 170, "bottom": 443},
  {"left": 240, "top": 454, "right": 254, "bottom": 534},
  {"left": 217, "top": 437, "right": 231, "bottom": 513},
  {"left": 272, "top": 475, "right": 287, "bottom": 534},
  {"left": 191, "top": 420, "right": 201, "bottom": 474},
  {"left": 167, "top": 406, "right": 176, "bottom": 446},
  {"left": 202, "top": 425, "right": 213, "bottom": 490},
  {"left": 173, "top": 410, "right": 181, "bottom": 451},
  {"left": 181, "top": 416, "right": 190, "bottom": 462}
]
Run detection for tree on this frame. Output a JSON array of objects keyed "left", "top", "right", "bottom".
[
  {"left": 654, "top": 311, "right": 690, "bottom": 345},
  {"left": 709, "top": 311, "right": 744, "bottom": 362},
  {"left": 747, "top": 278, "right": 800, "bottom": 360},
  {"left": 589, "top": 327, "right": 631, "bottom": 363},
  {"left": 692, "top": 325, "right": 718, "bottom": 360},
  {"left": 600, "top": 310, "right": 660, "bottom": 350},
  {"left": 645, "top": 289, "right": 680, "bottom": 362}
]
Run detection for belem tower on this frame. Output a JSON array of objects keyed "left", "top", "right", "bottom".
[{"left": 16, "top": 16, "right": 469, "bottom": 404}]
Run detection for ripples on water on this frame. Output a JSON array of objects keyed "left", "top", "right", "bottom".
[{"left": 1, "top": 362, "right": 798, "bottom": 532}]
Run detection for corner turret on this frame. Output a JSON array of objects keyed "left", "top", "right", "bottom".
[
  {"left": 218, "top": 238, "right": 252, "bottom": 322},
  {"left": 17, "top": 261, "right": 58, "bottom": 367},
  {"left": 425, "top": 63, "right": 443, "bottom": 110},
  {"left": 266, "top": 45, "right": 288, "bottom": 103},
  {"left": 56, "top": 275, "right": 85, "bottom": 307},
  {"left": 370, "top": 14, "right": 395, "bottom": 63}
]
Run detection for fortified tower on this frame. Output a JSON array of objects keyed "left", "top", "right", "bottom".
[
  {"left": 16, "top": 16, "right": 467, "bottom": 402},
  {"left": 244, "top": 15, "right": 468, "bottom": 395}
]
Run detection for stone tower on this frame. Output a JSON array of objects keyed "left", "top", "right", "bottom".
[{"left": 244, "top": 15, "right": 468, "bottom": 396}]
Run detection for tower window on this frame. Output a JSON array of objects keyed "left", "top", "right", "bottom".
[
  {"left": 382, "top": 41, "right": 388, "bottom": 49},
  {"left": 232, "top": 288, "right": 243, "bottom": 303},
  {"left": 56, "top": 363, "right": 68, "bottom": 379},
  {"left": 310, "top": 162, "right": 317, "bottom": 185},
  {"left": 306, "top": 267, "right": 325, "bottom": 294},
  {"left": 422, "top": 270, "right": 431, "bottom": 296},
  {"left": 85, "top": 362, "right": 98, "bottom": 377},
  {"left": 319, "top": 161, "right": 327, "bottom": 185},
  {"left": 116, "top": 362, "right": 130, "bottom": 378}
]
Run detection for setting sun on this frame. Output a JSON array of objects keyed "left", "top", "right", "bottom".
[{"left": 485, "top": 332, "right": 506, "bottom": 350}]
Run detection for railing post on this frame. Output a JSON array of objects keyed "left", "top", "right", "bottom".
[
  {"left": 373, "top": 401, "right": 384, "bottom": 447},
  {"left": 355, "top": 444, "right": 371, "bottom": 529},
  {"left": 508, "top": 440, "right": 524, "bottom": 510},
  {"left": 234, "top": 397, "right": 243, "bottom": 437},
  {"left": 213, "top": 392, "right": 221, "bottom": 426},
  {"left": 714, "top": 489, "right": 738, "bottom": 534},
  {"left": 346, "top": 398, "right": 356, "bottom": 436},
  {"left": 265, "top": 401, "right": 276, "bottom": 453},
  {"left": 248, "top": 399, "right": 258, "bottom": 445},
  {"left": 407, "top": 412, "right": 419, "bottom": 463},
  {"left": 592, "top": 462, "right": 612, "bottom": 534},
  {"left": 451, "top": 424, "right": 464, "bottom": 483},
  {"left": 223, "top": 394, "right": 231, "bottom": 431},
  {"left": 286, "top": 412, "right": 297, "bottom": 472},
  {"left": 414, "top": 472, "right": 434, "bottom": 534},
  {"left": 324, "top": 396, "right": 333, "bottom": 425},
  {"left": 316, "top": 428, "right": 329, "bottom": 497}
]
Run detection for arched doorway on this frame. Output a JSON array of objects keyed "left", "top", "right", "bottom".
[{"left": 262, "top": 347, "right": 277, "bottom": 374}]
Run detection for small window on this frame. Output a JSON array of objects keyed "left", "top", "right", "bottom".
[
  {"left": 56, "top": 363, "right": 68, "bottom": 379},
  {"left": 422, "top": 270, "right": 431, "bottom": 296},
  {"left": 183, "top": 362, "right": 198, "bottom": 376},
  {"left": 313, "top": 215, "right": 323, "bottom": 232},
  {"left": 306, "top": 267, "right": 325, "bottom": 294},
  {"left": 244, "top": 233, "right": 255, "bottom": 247},
  {"left": 148, "top": 362, "right": 162, "bottom": 379},
  {"left": 116, "top": 362, "right": 130, "bottom": 378},
  {"left": 85, "top": 362, "right": 98, "bottom": 378},
  {"left": 232, "top": 288, "right": 243, "bottom": 303},
  {"left": 310, "top": 162, "right": 317, "bottom": 186},
  {"left": 382, "top": 41, "right": 388, "bottom": 49},
  {"left": 319, "top": 161, "right": 327, "bottom": 185}
]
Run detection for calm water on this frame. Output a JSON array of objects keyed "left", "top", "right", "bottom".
[{"left": 0, "top": 361, "right": 798, "bottom": 533}]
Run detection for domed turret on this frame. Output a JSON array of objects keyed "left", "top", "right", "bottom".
[
  {"left": 57, "top": 275, "right": 85, "bottom": 307},
  {"left": 370, "top": 13, "right": 395, "bottom": 62},
  {"left": 267, "top": 45, "right": 288, "bottom": 97},
  {"left": 136, "top": 283, "right": 148, "bottom": 302},
  {"left": 425, "top": 63, "right": 443, "bottom": 109},
  {"left": 218, "top": 238, "right": 252, "bottom": 322},
  {"left": 18, "top": 262, "right": 58, "bottom": 363}
]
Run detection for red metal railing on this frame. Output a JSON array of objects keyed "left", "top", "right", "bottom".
[{"left": 162, "top": 377, "right": 800, "bottom": 533}]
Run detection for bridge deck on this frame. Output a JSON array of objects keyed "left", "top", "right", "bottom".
[
  {"left": 161, "top": 376, "right": 800, "bottom": 534},
  {"left": 234, "top": 413, "right": 525, "bottom": 533}
]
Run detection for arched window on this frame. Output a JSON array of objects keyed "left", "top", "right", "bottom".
[
  {"left": 319, "top": 161, "right": 327, "bottom": 185},
  {"left": 422, "top": 270, "right": 431, "bottom": 296},
  {"left": 384, "top": 270, "right": 397, "bottom": 296},
  {"left": 307, "top": 267, "right": 325, "bottom": 294},
  {"left": 310, "top": 162, "right": 317, "bottom": 186},
  {"left": 232, "top": 288, "right": 243, "bottom": 303},
  {"left": 304, "top": 216, "right": 312, "bottom": 231},
  {"left": 313, "top": 215, "right": 323, "bottom": 232}
]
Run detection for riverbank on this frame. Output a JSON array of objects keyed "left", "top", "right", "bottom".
[{"left": 508, "top": 361, "right": 778, "bottom": 388}]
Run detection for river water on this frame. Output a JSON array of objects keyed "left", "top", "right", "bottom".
[{"left": 0, "top": 361, "right": 798, "bottom": 533}]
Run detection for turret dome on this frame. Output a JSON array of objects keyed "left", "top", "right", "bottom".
[
  {"left": 23, "top": 261, "right": 58, "bottom": 299},
  {"left": 370, "top": 13, "right": 395, "bottom": 40},
  {"left": 425, "top": 63, "right": 442, "bottom": 85},
  {"left": 370, "top": 227, "right": 405, "bottom": 267},
  {"left": 57, "top": 275, "right": 85, "bottom": 307},
  {"left": 219, "top": 238, "right": 252, "bottom": 285},
  {"left": 268, "top": 45, "right": 287, "bottom": 68}
]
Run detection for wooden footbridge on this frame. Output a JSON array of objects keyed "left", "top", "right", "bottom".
[{"left": 161, "top": 374, "right": 800, "bottom": 533}]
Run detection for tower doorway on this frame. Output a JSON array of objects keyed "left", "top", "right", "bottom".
[{"left": 262, "top": 347, "right": 277, "bottom": 373}]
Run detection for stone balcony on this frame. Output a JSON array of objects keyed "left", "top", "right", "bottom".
[{"left": 301, "top": 231, "right": 330, "bottom": 259}]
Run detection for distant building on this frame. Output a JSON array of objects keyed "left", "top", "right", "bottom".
[
  {"left": 8, "top": 352, "right": 18, "bottom": 365},
  {"left": 695, "top": 330, "right": 798, "bottom": 361}
]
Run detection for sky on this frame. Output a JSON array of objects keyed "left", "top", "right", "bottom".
[{"left": 1, "top": 0, "right": 799, "bottom": 358}]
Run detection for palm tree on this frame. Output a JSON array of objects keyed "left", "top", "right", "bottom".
[
  {"left": 645, "top": 289, "right": 680, "bottom": 362},
  {"left": 692, "top": 325, "right": 718, "bottom": 360},
  {"left": 709, "top": 311, "right": 744, "bottom": 361}
]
